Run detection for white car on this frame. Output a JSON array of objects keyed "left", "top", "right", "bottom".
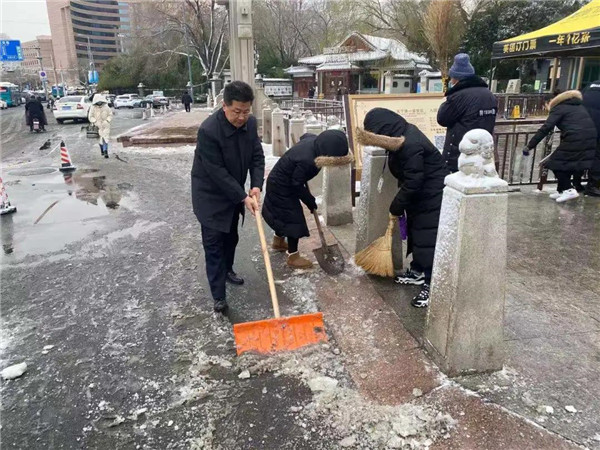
[
  {"left": 114, "top": 94, "right": 141, "bottom": 109},
  {"left": 0, "top": 100, "right": 7, "bottom": 109},
  {"left": 53, "top": 95, "right": 91, "bottom": 124}
]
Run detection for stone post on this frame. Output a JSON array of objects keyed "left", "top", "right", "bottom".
[
  {"left": 271, "top": 107, "right": 286, "bottom": 157},
  {"left": 383, "top": 71, "right": 393, "bottom": 94},
  {"left": 262, "top": 102, "right": 273, "bottom": 144},
  {"left": 355, "top": 146, "right": 403, "bottom": 271},
  {"left": 424, "top": 129, "right": 508, "bottom": 376},
  {"left": 322, "top": 165, "right": 353, "bottom": 226},
  {"left": 304, "top": 110, "right": 323, "bottom": 136},
  {"left": 289, "top": 106, "right": 305, "bottom": 147}
]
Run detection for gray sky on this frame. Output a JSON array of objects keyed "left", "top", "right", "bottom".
[{"left": 0, "top": 0, "right": 51, "bottom": 43}]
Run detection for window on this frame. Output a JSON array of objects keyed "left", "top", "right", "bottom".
[
  {"left": 404, "top": 81, "right": 410, "bottom": 88},
  {"left": 392, "top": 81, "right": 398, "bottom": 88}
]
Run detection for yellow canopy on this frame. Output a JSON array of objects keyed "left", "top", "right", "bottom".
[{"left": 492, "top": 0, "right": 600, "bottom": 59}]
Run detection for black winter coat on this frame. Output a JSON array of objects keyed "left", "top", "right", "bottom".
[
  {"left": 25, "top": 99, "right": 47, "bottom": 126},
  {"left": 582, "top": 81, "right": 600, "bottom": 179},
  {"left": 437, "top": 76, "right": 497, "bottom": 172},
  {"left": 182, "top": 93, "right": 193, "bottom": 105},
  {"left": 191, "top": 109, "right": 265, "bottom": 233},
  {"left": 359, "top": 109, "right": 449, "bottom": 273},
  {"left": 527, "top": 90, "right": 597, "bottom": 172},
  {"left": 262, "top": 131, "right": 352, "bottom": 239}
]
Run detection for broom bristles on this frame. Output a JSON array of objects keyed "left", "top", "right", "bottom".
[{"left": 354, "top": 234, "right": 394, "bottom": 277}]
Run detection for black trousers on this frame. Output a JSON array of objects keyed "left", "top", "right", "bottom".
[
  {"left": 201, "top": 213, "right": 240, "bottom": 300},
  {"left": 184, "top": 103, "right": 191, "bottom": 112},
  {"left": 554, "top": 170, "right": 573, "bottom": 192}
]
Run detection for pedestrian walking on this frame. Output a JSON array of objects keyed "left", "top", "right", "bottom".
[
  {"left": 358, "top": 108, "right": 449, "bottom": 308},
  {"left": 308, "top": 86, "right": 315, "bottom": 99},
  {"left": 182, "top": 92, "right": 193, "bottom": 112},
  {"left": 191, "top": 81, "right": 265, "bottom": 314},
  {"left": 262, "top": 131, "right": 352, "bottom": 269},
  {"left": 437, "top": 53, "right": 497, "bottom": 172},
  {"left": 582, "top": 80, "right": 600, "bottom": 197},
  {"left": 88, "top": 95, "right": 113, "bottom": 159},
  {"left": 523, "top": 90, "right": 597, "bottom": 203}
]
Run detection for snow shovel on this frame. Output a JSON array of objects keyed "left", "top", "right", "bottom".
[
  {"left": 233, "top": 197, "right": 328, "bottom": 356},
  {"left": 312, "top": 210, "right": 345, "bottom": 275}
]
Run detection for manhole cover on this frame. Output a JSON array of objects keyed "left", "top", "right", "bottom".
[{"left": 8, "top": 167, "right": 57, "bottom": 176}]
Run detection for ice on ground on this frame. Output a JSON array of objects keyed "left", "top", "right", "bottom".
[
  {"left": 1, "top": 362, "right": 27, "bottom": 380},
  {"left": 564, "top": 405, "right": 577, "bottom": 413}
]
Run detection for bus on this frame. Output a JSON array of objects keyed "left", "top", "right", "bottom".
[{"left": 0, "top": 82, "right": 23, "bottom": 107}]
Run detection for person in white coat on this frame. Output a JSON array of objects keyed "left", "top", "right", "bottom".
[{"left": 88, "top": 95, "right": 113, "bottom": 158}]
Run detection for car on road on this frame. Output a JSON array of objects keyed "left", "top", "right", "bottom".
[
  {"left": 0, "top": 99, "right": 7, "bottom": 109},
  {"left": 52, "top": 95, "right": 92, "bottom": 124},
  {"left": 144, "top": 95, "right": 170, "bottom": 108},
  {"left": 114, "top": 94, "right": 141, "bottom": 109}
]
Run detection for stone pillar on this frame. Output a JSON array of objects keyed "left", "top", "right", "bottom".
[
  {"left": 355, "top": 146, "right": 402, "bottom": 270},
  {"left": 262, "top": 103, "right": 273, "bottom": 144},
  {"left": 304, "top": 110, "right": 323, "bottom": 136},
  {"left": 424, "top": 129, "right": 508, "bottom": 376},
  {"left": 383, "top": 71, "right": 394, "bottom": 94},
  {"left": 271, "top": 107, "right": 286, "bottom": 157},
  {"left": 289, "top": 114, "right": 305, "bottom": 147},
  {"left": 225, "top": 0, "right": 255, "bottom": 88},
  {"left": 322, "top": 164, "right": 353, "bottom": 226}
]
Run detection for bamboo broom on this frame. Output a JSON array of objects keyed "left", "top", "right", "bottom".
[{"left": 354, "top": 215, "right": 397, "bottom": 277}]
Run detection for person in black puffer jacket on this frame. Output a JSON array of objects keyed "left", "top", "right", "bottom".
[
  {"left": 524, "top": 90, "right": 597, "bottom": 203},
  {"left": 262, "top": 130, "right": 352, "bottom": 269},
  {"left": 582, "top": 80, "right": 600, "bottom": 196},
  {"left": 357, "top": 108, "right": 449, "bottom": 308},
  {"left": 437, "top": 53, "right": 497, "bottom": 173}
]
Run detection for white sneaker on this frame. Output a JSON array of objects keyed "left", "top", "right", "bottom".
[
  {"left": 549, "top": 191, "right": 561, "bottom": 199},
  {"left": 556, "top": 188, "right": 579, "bottom": 203}
]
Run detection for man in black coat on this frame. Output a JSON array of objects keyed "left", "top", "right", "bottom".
[
  {"left": 582, "top": 81, "right": 600, "bottom": 197},
  {"left": 358, "top": 108, "right": 449, "bottom": 308},
  {"left": 524, "top": 90, "right": 597, "bottom": 203},
  {"left": 437, "top": 53, "right": 497, "bottom": 172},
  {"left": 25, "top": 96, "right": 47, "bottom": 131},
  {"left": 191, "top": 81, "right": 265, "bottom": 314},
  {"left": 181, "top": 92, "right": 193, "bottom": 112}
]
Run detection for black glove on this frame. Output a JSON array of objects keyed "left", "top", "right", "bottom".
[
  {"left": 522, "top": 147, "right": 531, "bottom": 157},
  {"left": 307, "top": 197, "right": 318, "bottom": 213}
]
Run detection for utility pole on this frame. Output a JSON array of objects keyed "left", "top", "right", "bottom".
[
  {"left": 34, "top": 46, "right": 49, "bottom": 100},
  {"left": 86, "top": 36, "right": 95, "bottom": 92},
  {"left": 184, "top": 25, "right": 194, "bottom": 98}
]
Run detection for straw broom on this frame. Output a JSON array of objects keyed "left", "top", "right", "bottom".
[{"left": 354, "top": 215, "right": 397, "bottom": 277}]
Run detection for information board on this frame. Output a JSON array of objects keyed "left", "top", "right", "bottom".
[
  {"left": 0, "top": 40, "right": 23, "bottom": 61},
  {"left": 346, "top": 93, "right": 447, "bottom": 169}
]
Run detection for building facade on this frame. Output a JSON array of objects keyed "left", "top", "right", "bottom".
[
  {"left": 46, "top": 0, "right": 135, "bottom": 85},
  {"left": 297, "top": 32, "right": 431, "bottom": 99},
  {"left": 21, "top": 36, "right": 58, "bottom": 86}
]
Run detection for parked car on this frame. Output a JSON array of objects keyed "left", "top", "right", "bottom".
[
  {"left": 52, "top": 95, "right": 91, "bottom": 124},
  {"left": 114, "top": 94, "right": 141, "bottom": 109},
  {"left": 0, "top": 99, "right": 7, "bottom": 109},
  {"left": 144, "top": 95, "right": 170, "bottom": 108},
  {"left": 106, "top": 94, "right": 116, "bottom": 107}
]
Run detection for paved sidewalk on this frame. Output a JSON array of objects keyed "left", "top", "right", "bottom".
[{"left": 324, "top": 187, "right": 600, "bottom": 449}]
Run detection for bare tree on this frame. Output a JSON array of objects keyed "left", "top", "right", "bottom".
[
  {"left": 134, "top": 0, "right": 229, "bottom": 78},
  {"left": 423, "top": 0, "right": 465, "bottom": 77}
]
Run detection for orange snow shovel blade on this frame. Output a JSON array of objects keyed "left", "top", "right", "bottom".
[
  {"left": 233, "top": 196, "right": 327, "bottom": 356},
  {"left": 233, "top": 312, "right": 327, "bottom": 355}
]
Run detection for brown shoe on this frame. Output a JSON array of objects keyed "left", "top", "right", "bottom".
[
  {"left": 272, "top": 235, "right": 288, "bottom": 252},
  {"left": 287, "top": 251, "right": 313, "bottom": 269}
]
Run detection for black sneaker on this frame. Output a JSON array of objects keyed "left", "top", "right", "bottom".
[
  {"left": 226, "top": 271, "right": 244, "bottom": 285},
  {"left": 584, "top": 185, "right": 600, "bottom": 197},
  {"left": 213, "top": 299, "right": 229, "bottom": 314},
  {"left": 395, "top": 269, "right": 425, "bottom": 285},
  {"left": 411, "top": 284, "right": 430, "bottom": 308}
]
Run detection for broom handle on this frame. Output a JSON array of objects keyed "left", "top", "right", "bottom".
[
  {"left": 253, "top": 196, "right": 281, "bottom": 318},
  {"left": 313, "top": 210, "right": 328, "bottom": 248}
]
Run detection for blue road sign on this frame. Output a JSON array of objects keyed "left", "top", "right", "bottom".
[
  {"left": 0, "top": 40, "right": 23, "bottom": 62},
  {"left": 88, "top": 70, "right": 99, "bottom": 84}
]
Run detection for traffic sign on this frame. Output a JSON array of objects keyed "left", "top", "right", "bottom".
[
  {"left": 39, "top": 70, "right": 47, "bottom": 80},
  {"left": 0, "top": 40, "right": 23, "bottom": 62}
]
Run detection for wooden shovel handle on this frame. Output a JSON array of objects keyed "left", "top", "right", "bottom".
[
  {"left": 313, "top": 210, "right": 328, "bottom": 248},
  {"left": 252, "top": 196, "right": 281, "bottom": 318}
]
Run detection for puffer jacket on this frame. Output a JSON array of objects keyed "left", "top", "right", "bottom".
[
  {"left": 88, "top": 103, "right": 113, "bottom": 142},
  {"left": 527, "top": 90, "right": 597, "bottom": 172},
  {"left": 437, "top": 76, "right": 498, "bottom": 172}
]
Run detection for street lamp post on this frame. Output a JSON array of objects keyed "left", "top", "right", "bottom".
[
  {"left": 183, "top": 26, "right": 194, "bottom": 98},
  {"left": 34, "top": 46, "right": 49, "bottom": 100}
]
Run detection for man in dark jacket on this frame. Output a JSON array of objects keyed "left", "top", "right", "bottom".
[
  {"left": 25, "top": 96, "right": 47, "bottom": 131},
  {"left": 437, "top": 53, "right": 497, "bottom": 172},
  {"left": 582, "top": 81, "right": 600, "bottom": 197},
  {"left": 262, "top": 130, "right": 352, "bottom": 269},
  {"left": 182, "top": 92, "right": 193, "bottom": 112},
  {"left": 358, "top": 108, "right": 449, "bottom": 308},
  {"left": 524, "top": 90, "right": 597, "bottom": 203},
  {"left": 191, "top": 81, "right": 265, "bottom": 314}
]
